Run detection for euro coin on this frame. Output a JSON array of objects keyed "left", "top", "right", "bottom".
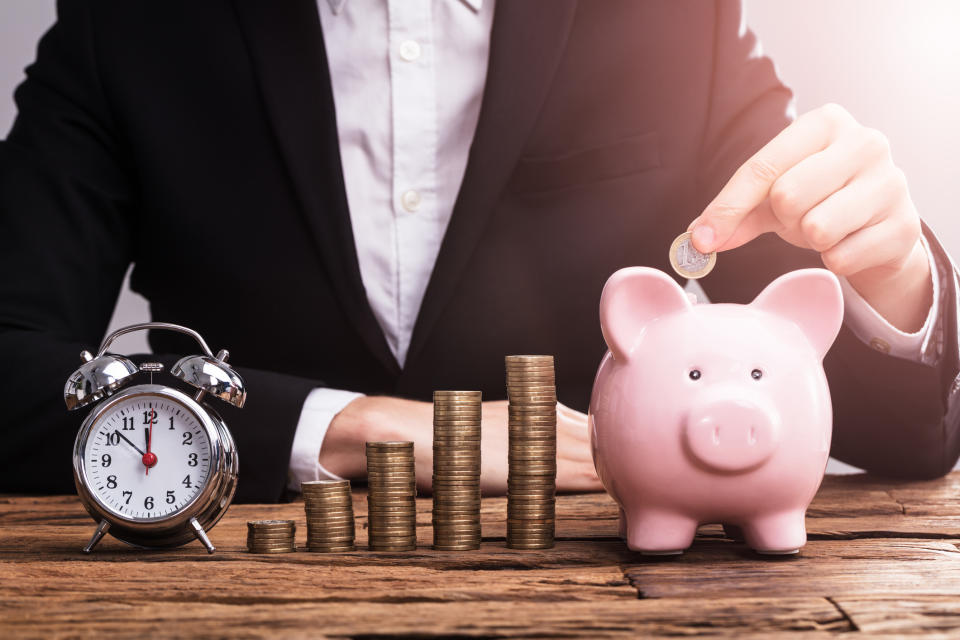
[{"left": 669, "top": 231, "right": 716, "bottom": 279}]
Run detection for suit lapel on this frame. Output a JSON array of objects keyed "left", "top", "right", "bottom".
[
  {"left": 404, "top": 0, "right": 579, "bottom": 367},
  {"left": 231, "top": 0, "right": 400, "bottom": 375}
]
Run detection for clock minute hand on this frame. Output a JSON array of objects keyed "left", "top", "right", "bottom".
[
  {"left": 113, "top": 430, "right": 145, "bottom": 456},
  {"left": 143, "top": 419, "right": 158, "bottom": 475}
]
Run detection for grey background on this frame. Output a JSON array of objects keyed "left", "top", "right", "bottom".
[{"left": 3, "top": 1, "right": 959, "bottom": 473}]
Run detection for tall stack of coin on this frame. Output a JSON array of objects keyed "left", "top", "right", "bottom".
[
  {"left": 302, "top": 480, "right": 356, "bottom": 552},
  {"left": 432, "top": 390, "right": 482, "bottom": 551},
  {"left": 505, "top": 355, "right": 557, "bottom": 549},
  {"left": 246, "top": 520, "right": 296, "bottom": 553},
  {"left": 366, "top": 441, "right": 417, "bottom": 551}
]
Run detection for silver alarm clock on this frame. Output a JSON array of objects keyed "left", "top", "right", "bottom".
[{"left": 64, "top": 322, "right": 243, "bottom": 554}]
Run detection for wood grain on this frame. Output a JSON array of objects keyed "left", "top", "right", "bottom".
[{"left": 3, "top": 473, "right": 960, "bottom": 637}]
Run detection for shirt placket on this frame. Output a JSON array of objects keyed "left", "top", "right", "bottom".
[{"left": 388, "top": 0, "right": 439, "bottom": 366}]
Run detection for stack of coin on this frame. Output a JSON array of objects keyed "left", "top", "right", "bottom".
[
  {"left": 302, "top": 479, "right": 356, "bottom": 552},
  {"left": 505, "top": 355, "right": 557, "bottom": 549},
  {"left": 432, "top": 390, "right": 482, "bottom": 551},
  {"left": 366, "top": 441, "right": 417, "bottom": 551},
  {"left": 246, "top": 520, "right": 296, "bottom": 554}
]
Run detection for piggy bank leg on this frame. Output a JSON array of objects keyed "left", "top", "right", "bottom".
[
  {"left": 742, "top": 510, "right": 807, "bottom": 554},
  {"left": 624, "top": 510, "right": 698, "bottom": 555},
  {"left": 618, "top": 507, "right": 627, "bottom": 539}
]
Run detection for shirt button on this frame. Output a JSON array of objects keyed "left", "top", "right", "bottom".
[
  {"left": 399, "top": 40, "right": 421, "bottom": 62},
  {"left": 869, "top": 337, "right": 891, "bottom": 354},
  {"left": 401, "top": 189, "right": 421, "bottom": 212}
]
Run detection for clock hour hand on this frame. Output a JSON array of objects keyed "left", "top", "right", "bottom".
[
  {"left": 113, "top": 430, "right": 145, "bottom": 456},
  {"left": 143, "top": 423, "right": 157, "bottom": 473}
]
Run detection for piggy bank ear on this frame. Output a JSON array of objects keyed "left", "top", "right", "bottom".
[
  {"left": 751, "top": 268, "right": 844, "bottom": 359},
  {"left": 600, "top": 267, "right": 691, "bottom": 361}
]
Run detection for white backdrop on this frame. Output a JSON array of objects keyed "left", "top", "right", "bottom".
[{"left": 3, "top": 1, "right": 959, "bottom": 472}]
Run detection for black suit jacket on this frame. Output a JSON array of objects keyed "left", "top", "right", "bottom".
[{"left": 2, "top": 0, "right": 959, "bottom": 502}]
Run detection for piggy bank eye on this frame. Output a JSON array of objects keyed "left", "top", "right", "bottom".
[
  {"left": 688, "top": 369, "right": 701, "bottom": 381},
  {"left": 751, "top": 368, "right": 763, "bottom": 380}
]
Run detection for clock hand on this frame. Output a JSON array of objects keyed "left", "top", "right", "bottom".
[
  {"left": 142, "top": 414, "right": 158, "bottom": 474},
  {"left": 113, "top": 430, "right": 145, "bottom": 456}
]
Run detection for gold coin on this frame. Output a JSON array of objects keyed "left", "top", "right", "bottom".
[
  {"left": 301, "top": 479, "right": 350, "bottom": 489},
  {"left": 303, "top": 499, "right": 353, "bottom": 507},
  {"left": 246, "top": 538, "right": 296, "bottom": 546},
  {"left": 506, "top": 542, "right": 555, "bottom": 550},
  {"left": 433, "top": 544, "right": 480, "bottom": 551},
  {"left": 504, "top": 355, "right": 554, "bottom": 363},
  {"left": 306, "top": 546, "right": 356, "bottom": 553},
  {"left": 247, "top": 519, "right": 295, "bottom": 528},
  {"left": 305, "top": 532, "right": 356, "bottom": 540},
  {"left": 247, "top": 530, "right": 296, "bottom": 538},
  {"left": 301, "top": 491, "right": 352, "bottom": 498},
  {"left": 669, "top": 231, "right": 717, "bottom": 279},
  {"left": 305, "top": 520, "right": 356, "bottom": 528}
]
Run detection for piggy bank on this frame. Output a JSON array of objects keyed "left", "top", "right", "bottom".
[{"left": 589, "top": 267, "right": 843, "bottom": 555}]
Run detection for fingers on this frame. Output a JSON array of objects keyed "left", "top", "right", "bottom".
[
  {"left": 798, "top": 166, "right": 903, "bottom": 254},
  {"left": 711, "top": 198, "right": 782, "bottom": 252},
  {"left": 765, "top": 133, "right": 867, "bottom": 227},
  {"left": 692, "top": 104, "right": 855, "bottom": 253},
  {"left": 557, "top": 459, "right": 603, "bottom": 492},
  {"left": 820, "top": 213, "right": 920, "bottom": 277},
  {"left": 693, "top": 106, "right": 847, "bottom": 252},
  {"left": 557, "top": 402, "right": 592, "bottom": 463}
]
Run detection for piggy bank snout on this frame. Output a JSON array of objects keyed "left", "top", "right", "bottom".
[{"left": 684, "top": 399, "right": 780, "bottom": 473}]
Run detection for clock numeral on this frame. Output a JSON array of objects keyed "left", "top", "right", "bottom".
[
  {"left": 182, "top": 474, "right": 192, "bottom": 489},
  {"left": 101, "top": 453, "right": 112, "bottom": 468},
  {"left": 122, "top": 490, "right": 132, "bottom": 505},
  {"left": 143, "top": 409, "right": 157, "bottom": 425},
  {"left": 182, "top": 432, "right": 193, "bottom": 446},
  {"left": 144, "top": 496, "right": 154, "bottom": 510},
  {"left": 106, "top": 432, "right": 120, "bottom": 446},
  {"left": 187, "top": 453, "right": 198, "bottom": 467},
  {"left": 166, "top": 490, "right": 176, "bottom": 504},
  {"left": 122, "top": 416, "right": 135, "bottom": 431},
  {"left": 169, "top": 416, "right": 175, "bottom": 430},
  {"left": 106, "top": 475, "right": 117, "bottom": 489}
]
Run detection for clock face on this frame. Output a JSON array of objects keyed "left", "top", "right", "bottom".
[{"left": 81, "top": 393, "right": 212, "bottom": 521}]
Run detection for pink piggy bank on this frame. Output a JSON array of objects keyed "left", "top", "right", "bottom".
[{"left": 589, "top": 267, "right": 843, "bottom": 555}]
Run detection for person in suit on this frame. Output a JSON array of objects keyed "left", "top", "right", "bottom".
[{"left": 1, "top": 0, "right": 958, "bottom": 503}]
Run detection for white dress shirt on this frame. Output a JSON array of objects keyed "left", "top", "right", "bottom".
[{"left": 287, "top": 0, "right": 940, "bottom": 490}]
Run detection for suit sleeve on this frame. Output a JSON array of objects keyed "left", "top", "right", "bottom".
[
  {"left": 0, "top": 1, "right": 318, "bottom": 503},
  {"left": 692, "top": 0, "right": 960, "bottom": 478}
]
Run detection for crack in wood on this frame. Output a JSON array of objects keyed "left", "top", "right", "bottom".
[
  {"left": 809, "top": 530, "right": 960, "bottom": 541},
  {"left": 884, "top": 490, "right": 908, "bottom": 515},
  {"left": 825, "top": 596, "right": 859, "bottom": 632}
]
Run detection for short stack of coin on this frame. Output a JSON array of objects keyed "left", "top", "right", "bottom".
[
  {"left": 246, "top": 520, "right": 296, "bottom": 554},
  {"left": 432, "top": 390, "right": 482, "bottom": 551},
  {"left": 302, "top": 479, "right": 356, "bottom": 552},
  {"left": 505, "top": 355, "right": 557, "bottom": 549},
  {"left": 366, "top": 441, "right": 417, "bottom": 551}
]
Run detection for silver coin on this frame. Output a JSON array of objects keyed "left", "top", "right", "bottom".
[{"left": 669, "top": 231, "right": 716, "bottom": 279}]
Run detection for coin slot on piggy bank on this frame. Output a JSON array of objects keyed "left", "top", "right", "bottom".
[{"left": 588, "top": 267, "right": 843, "bottom": 555}]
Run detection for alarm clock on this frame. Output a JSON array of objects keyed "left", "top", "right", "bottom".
[{"left": 64, "top": 322, "right": 243, "bottom": 554}]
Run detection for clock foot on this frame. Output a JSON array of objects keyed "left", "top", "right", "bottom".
[
  {"left": 83, "top": 519, "right": 111, "bottom": 554},
  {"left": 190, "top": 517, "right": 215, "bottom": 554}
]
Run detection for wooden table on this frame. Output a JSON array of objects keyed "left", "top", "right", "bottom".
[{"left": 3, "top": 472, "right": 960, "bottom": 638}]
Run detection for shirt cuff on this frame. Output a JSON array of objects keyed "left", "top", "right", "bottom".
[
  {"left": 287, "top": 387, "right": 365, "bottom": 492},
  {"left": 838, "top": 234, "right": 940, "bottom": 363}
]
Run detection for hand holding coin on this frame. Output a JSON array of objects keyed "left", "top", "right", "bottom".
[{"left": 685, "top": 102, "right": 930, "bottom": 332}]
